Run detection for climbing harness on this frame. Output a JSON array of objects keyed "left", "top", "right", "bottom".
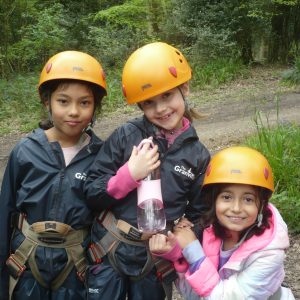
[
  {"left": 88, "top": 210, "right": 177, "bottom": 300},
  {"left": 7, "top": 213, "right": 88, "bottom": 298}
]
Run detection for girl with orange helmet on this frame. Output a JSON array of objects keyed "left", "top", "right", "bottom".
[
  {"left": 0, "top": 51, "right": 107, "bottom": 300},
  {"left": 149, "top": 146, "right": 294, "bottom": 299},
  {"left": 84, "top": 42, "right": 210, "bottom": 300}
]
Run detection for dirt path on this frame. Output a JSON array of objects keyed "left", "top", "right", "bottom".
[{"left": 0, "top": 66, "right": 299, "bottom": 298}]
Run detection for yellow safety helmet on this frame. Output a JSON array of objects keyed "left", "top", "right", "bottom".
[
  {"left": 122, "top": 42, "right": 191, "bottom": 104},
  {"left": 39, "top": 50, "right": 107, "bottom": 94},
  {"left": 203, "top": 146, "right": 274, "bottom": 192}
]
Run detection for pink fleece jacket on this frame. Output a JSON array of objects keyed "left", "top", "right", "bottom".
[{"left": 170, "top": 204, "right": 290, "bottom": 299}]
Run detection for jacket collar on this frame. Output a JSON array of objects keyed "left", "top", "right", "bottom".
[
  {"left": 203, "top": 204, "right": 289, "bottom": 269},
  {"left": 28, "top": 128, "right": 102, "bottom": 154}
]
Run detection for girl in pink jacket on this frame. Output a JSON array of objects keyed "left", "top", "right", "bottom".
[{"left": 149, "top": 146, "right": 295, "bottom": 299}]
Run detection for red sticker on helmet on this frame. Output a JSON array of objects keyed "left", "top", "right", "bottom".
[
  {"left": 206, "top": 164, "right": 212, "bottom": 176},
  {"left": 169, "top": 66, "right": 177, "bottom": 78},
  {"left": 264, "top": 167, "right": 269, "bottom": 180},
  {"left": 46, "top": 63, "right": 52, "bottom": 73}
]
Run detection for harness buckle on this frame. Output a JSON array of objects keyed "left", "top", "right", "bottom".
[
  {"left": 88, "top": 243, "right": 103, "bottom": 264},
  {"left": 116, "top": 219, "right": 143, "bottom": 240},
  {"left": 37, "top": 237, "right": 66, "bottom": 244},
  {"left": 6, "top": 255, "right": 26, "bottom": 279},
  {"left": 77, "top": 270, "right": 86, "bottom": 282},
  {"left": 155, "top": 258, "right": 178, "bottom": 284}
]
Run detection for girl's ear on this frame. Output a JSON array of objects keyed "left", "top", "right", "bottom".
[
  {"left": 181, "top": 82, "right": 190, "bottom": 97},
  {"left": 45, "top": 100, "right": 49, "bottom": 109}
]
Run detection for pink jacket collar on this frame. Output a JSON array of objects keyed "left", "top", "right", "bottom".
[{"left": 203, "top": 204, "right": 280, "bottom": 265}]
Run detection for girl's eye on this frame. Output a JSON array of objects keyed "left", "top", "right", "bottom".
[
  {"left": 81, "top": 100, "right": 91, "bottom": 107},
  {"left": 57, "top": 98, "right": 68, "bottom": 105},
  {"left": 162, "top": 92, "right": 171, "bottom": 99},
  {"left": 141, "top": 100, "right": 153, "bottom": 107},
  {"left": 244, "top": 196, "right": 255, "bottom": 203},
  {"left": 219, "top": 193, "right": 232, "bottom": 201}
]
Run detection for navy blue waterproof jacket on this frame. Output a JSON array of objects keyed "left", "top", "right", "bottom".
[
  {"left": 0, "top": 128, "right": 102, "bottom": 300},
  {"left": 84, "top": 116, "right": 211, "bottom": 228}
]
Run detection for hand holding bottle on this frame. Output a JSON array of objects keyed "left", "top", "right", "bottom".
[
  {"left": 128, "top": 137, "right": 160, "bottom": 181},
  {"left": 135, "top": 138, "right": 166, "bottom": 233}
]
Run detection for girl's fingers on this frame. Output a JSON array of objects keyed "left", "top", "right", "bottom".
[{"left": 131, "top": 145, "right": 138, "bottom": 156}]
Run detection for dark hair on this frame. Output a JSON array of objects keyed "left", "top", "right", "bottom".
[
  {"left": 200, "top": 184, "right": 273, "bottom": 242},
  {"left": 38, "top": 79, "right": 106, "bottom": 130}
]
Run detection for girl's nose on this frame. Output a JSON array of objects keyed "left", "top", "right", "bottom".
[
  {"left": 231, "top": 199, "right": 241, "bottom": 212},
  {"left": 69, "top": 104, "right": 79, "bottom": 116},
  {"left": 155, "top": 101, "right": 167, "bottom": 113}
]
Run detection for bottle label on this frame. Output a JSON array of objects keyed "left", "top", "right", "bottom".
[{"left": 137, "top": 179, "right": 163, "bottom": 206}]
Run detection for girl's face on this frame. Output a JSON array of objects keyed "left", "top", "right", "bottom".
[
  {"left": 216, "top": 184, "right": 259, "bottom": 242},
  {"left": 139, "top": 83, "right": 188, "bottom": 131},
  {"left": 46, "top": 82, "right": 94, "bottom": 147}
]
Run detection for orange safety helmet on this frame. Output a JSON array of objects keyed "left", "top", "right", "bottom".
[
  {"left": 38, "top": 50, "right": 107, "bottom": 94},
  {"left": 122, "top": 42, "right": 191, "bottom": 104},
  {"left": 203, "top": 146, "right": 274, "bottom": 192}
]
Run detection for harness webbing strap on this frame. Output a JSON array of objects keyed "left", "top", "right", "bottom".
[
  {"left": 7, "top": 217, "right": 88, "bottom": 299},
  {"left": 89, "top": 210, "right": 177, "bottom": 299},
  {"left": 106, "top": 240, "right": 155, "bottom": 282},
  {"left": 8, "top": 237, "right": 39, "bottom": 299},
  {"left": 27, "top": 245, "right": 48, "bottom": 288}
]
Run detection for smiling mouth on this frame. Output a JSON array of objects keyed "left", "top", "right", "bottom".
[
  {"left": 158, "top": 112, "right": 173, "bottom": 120},
  {"left": 227, "top": 216, "right": 245, "bottom": 222}
]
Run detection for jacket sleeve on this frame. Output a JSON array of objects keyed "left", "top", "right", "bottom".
[
  {"left": 0, "top": 149, "right": 20, "bottom": 300},
  {"left": 84, "top": 127, "right": 132, "bottom": 211},
  {"left": 185, "top": 249, "right": 286, "bottom": 299},
  {"left": 184, "top": 145, "right": 210, "bottom": 222}
]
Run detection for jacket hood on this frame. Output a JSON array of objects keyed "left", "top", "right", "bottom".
[{"left": 27, "top": 128, "right": 102, "bottom": 154}]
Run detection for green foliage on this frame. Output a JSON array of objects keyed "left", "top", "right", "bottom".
[
  {"left": 7, "top": 3, "right": 70, "bottom": 72},
  {"left": 164, "top": 0, "right": 258, "bottom": 63},
  {"left": 0, "top": 74, "right": 42, "bottom": 134},
  {"left": 191, "top": 58, "right": 247, "bottom": 89},
  {"left": 1, "top": 0, "right": 300, "bottom": 77},
  {"left": 101, "top": 68, "right": 124, "bottom": 112},
  {"left": 189, "top": 27, "right": 238, "bottom": 63},
  {"left": 0, "top": 0, "right": 38, "bottom": 76},
  {"left": 93, "top": 0, "right": 148, "bottom": 29},
  {"left": 85, "top": 0, "right": 161, "bottom": 68},
  {"left": 244, "top": 105, "right": 300, "bottom": 233},
  {"left": 281, "top": 57, "right": 300, "bottom": 84}
]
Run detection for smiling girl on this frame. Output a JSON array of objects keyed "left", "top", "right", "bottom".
[
  {"left": 149, "top": 146, "right": 295, "bottom": 300},
  {"left": 84, "top": 42, "right": 210, "bottom": 300}
]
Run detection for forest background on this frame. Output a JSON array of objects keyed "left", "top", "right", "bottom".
[
  {"left": 0, "top": 0, "right": 300, "bottom": 232},
  {"left": 1, "top": 0, "right": 300, "bottom": 119},
  {"left": 0, "top": 1, "right": 300, "bottom": 297}
]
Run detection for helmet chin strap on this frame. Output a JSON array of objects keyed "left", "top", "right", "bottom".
[
  {"left": 257, "top": 207, "right": 263, "bottom": 227},
  {"left": 83, "top": 113, "right": 95, "bottom": 132},
  {"left": 232, "top": 208, "right": 264, "bottom": 249},
  {"left": 178, "top": 86, "right": 186, "bottom": 102}
]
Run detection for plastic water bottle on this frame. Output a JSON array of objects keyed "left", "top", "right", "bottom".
[{"left": 137, "top": 167, "right": 166, "bottom": 234}]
